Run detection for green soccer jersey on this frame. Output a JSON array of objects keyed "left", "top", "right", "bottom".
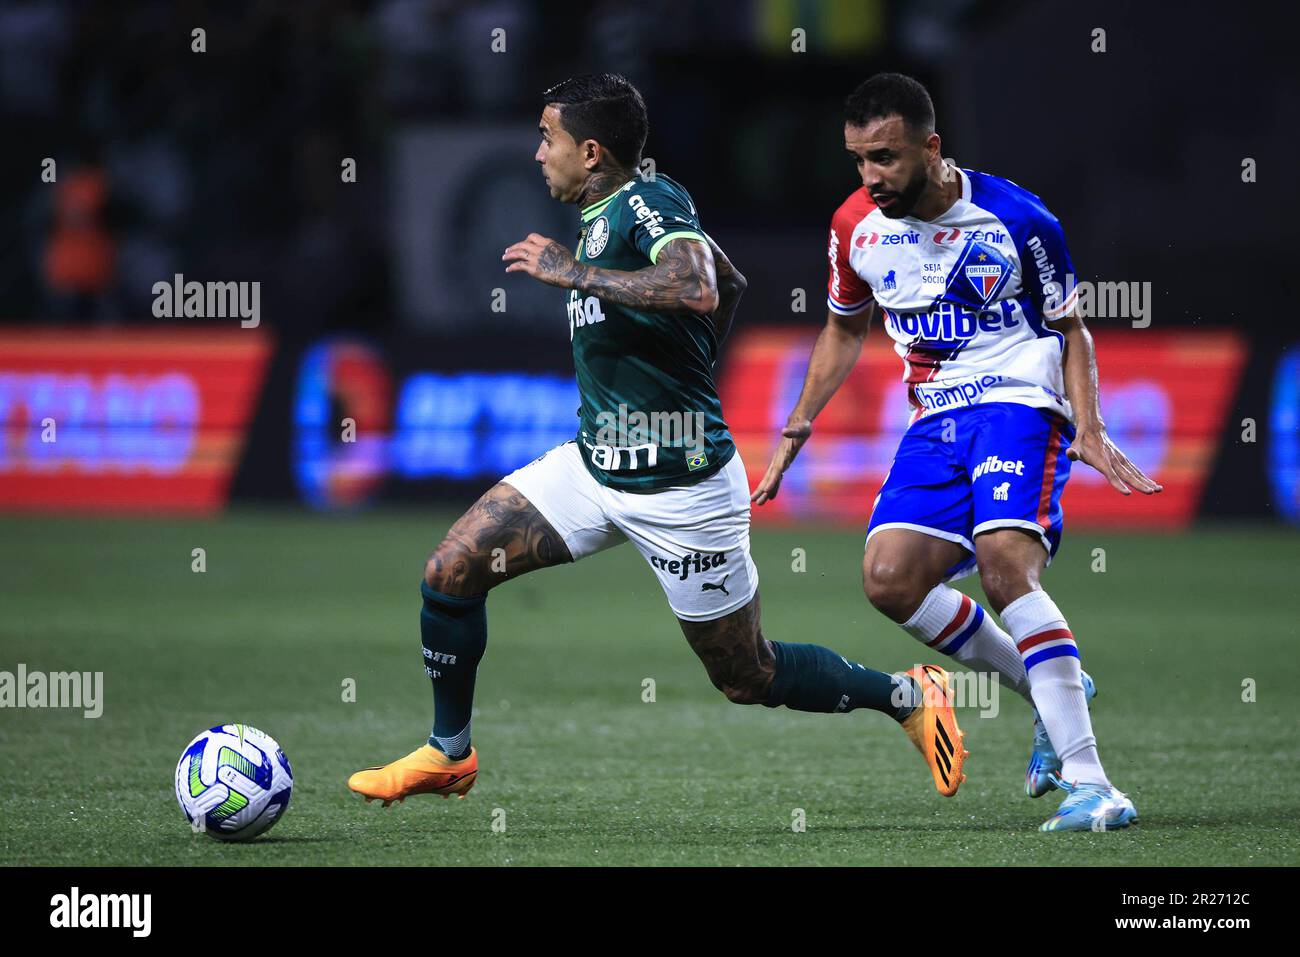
[{"left": 567, "top": 173, "right": 737, "bottom": 492}]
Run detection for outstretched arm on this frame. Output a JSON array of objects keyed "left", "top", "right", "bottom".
[
  {"left": 1048, "top": 311, "right": 1162, "bottom": 496},
  {"left": 503, "top": 233, "right": 718, "bottom": 314},
  {"left": 751, "top": 305, "right": 875, "bottom": 505}
]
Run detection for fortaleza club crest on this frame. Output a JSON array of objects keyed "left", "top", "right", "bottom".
[
  {"left": 966, "top": 257, "right": 1002, "bottom": 298},
  {"left": 585, "top": 216, "right": 610, "bottom": 258},
  {"left": 958, "top": 241, "right": 1013, "bottom": 305}
]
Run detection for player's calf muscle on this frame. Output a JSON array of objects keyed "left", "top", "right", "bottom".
[
  {"left": 423, "top": 482, "right": 571, "bottom": 596},
  {"left": 679, "top": 596, "right": 775, "bottom": 705}
]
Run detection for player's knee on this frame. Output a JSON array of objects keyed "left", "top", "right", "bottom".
[
  {"left": 422, "top": 549, "right": 458, "bottom": 593},
  {"left": 705, "top": 649, "right": 775, "bottom": 706},
  {"left": 863, "top": 559, "right": 925, "bottom": 623},
  {"left": 977, "top": 561, "right": 1035, "bottom": 613},
  {"left": 423, "top": 541, "right": 488, "bottom": 597},
  {"left": 713, "top": 669, "right": 773, "bottom": 706}
]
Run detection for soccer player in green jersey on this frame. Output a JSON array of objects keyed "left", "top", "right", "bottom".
[{"left": 348, "top": 74, "right": 968, "bottom": 807}]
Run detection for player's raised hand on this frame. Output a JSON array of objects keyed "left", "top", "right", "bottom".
[
  {"left": 751, "top": 419, "right": 813, "bottom": 505},
  {"left": 1067, "top": 426, "right": 1163, "bottom": 496},
  {"left": 503, "top": 233, "right": 582, "bottom": 288}
]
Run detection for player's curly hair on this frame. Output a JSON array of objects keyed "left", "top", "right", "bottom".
[
  {"left": 845, "top": 73, "right": 935, "bottom": 138},
  {"left": 543, "top": 73, "right": 648, "bottom": 169}
]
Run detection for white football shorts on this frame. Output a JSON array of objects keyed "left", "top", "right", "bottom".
[{"left": 501, "top": 441, "right": 758, "bottom": 622}]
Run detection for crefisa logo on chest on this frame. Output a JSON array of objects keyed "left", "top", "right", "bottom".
[{"left": 585, "top": 216, "right": 610, "bottom": 258}]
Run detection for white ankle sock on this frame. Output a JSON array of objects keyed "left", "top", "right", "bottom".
[
  {"left": 1000, "top": 589, "right": 1109, "bottom": 787},
  {"left": 901, "top": 584, "right": 1033, "bottom": 704}
]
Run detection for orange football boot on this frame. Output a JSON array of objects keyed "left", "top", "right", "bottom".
[
  {"left": 348, "top": 745, "right": 478, "bottom": 807},
  {"left": 898, "top": 664, "right": 969, "bottom": 797}
]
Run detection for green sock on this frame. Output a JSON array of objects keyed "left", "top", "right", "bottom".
[
  {"left": 420, "top": 581, "right": 487, "bottom": 759},
  {"left": 763, "top": 641, "right": 912, "bottom": 720}
]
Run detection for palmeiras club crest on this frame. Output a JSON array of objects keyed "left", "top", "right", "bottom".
[{"left": 585, "top": 216, "right": 610, "bottom": 258}]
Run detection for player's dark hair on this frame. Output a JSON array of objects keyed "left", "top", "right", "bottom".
[
  {"left": 844, "top": 73, "right": 935, "bottom": 139},
  {"left": 543, "top": 73, "right": 648, "bottom": 169}
]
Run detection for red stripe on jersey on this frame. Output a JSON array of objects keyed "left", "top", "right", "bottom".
[
  {"left": 827, "top": 188, "right": 877, "bottom": 309},
  {"left": 904, "top": 341, "right": 949, "bottom": 418},
  {"left": 1016, "top": 627, "right": 1074, "bottom": 654},
  {"left": 927, "top": 593, "right": 973, "bottom": 647},
  {"left": 903, "top": 345, "right": 946, "bottom": 384},
  {"left": 1037, "top": 422, "right": 1062, "bottom": 527}
]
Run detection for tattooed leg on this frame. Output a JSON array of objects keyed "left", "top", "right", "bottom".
[
  {"left": 679, "top": 594, "right": 776, "bottom": 705},
  {"left": 413, "top": 483, "right": 570, "bottom": 759},
  {"left": 423, "top": 482, "right": 572, "bottom": 597},
  {"left": 680, "top": 591, "right": 912, "bottom": 718}
]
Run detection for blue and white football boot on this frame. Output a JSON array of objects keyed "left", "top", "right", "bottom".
[
  {"left": 1040, "top": 781, "right": 1138, "bottom": 832},
  {"left": 1025, "top": 670, "right": 1096, "bottom": 797}
]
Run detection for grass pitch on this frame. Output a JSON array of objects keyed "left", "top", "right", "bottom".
[{"left": 1, "top": 510, "right": 1297, "bottom": 866}]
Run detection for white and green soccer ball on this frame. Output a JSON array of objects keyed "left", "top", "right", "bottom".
[{"left": 175, "top": 723, "right": 293, "bottom": 841}]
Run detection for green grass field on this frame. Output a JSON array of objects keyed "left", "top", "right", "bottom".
[{"left": 1, "top": 510, "right": 1297, "bottom": 866}]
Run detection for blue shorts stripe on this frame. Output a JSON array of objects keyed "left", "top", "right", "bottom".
[
  {"left": 1023, "top": 644, "right": 1080, "bottom": 671},
  {"left": 944, "top": 604, "right": 985, "bottom": 654}
]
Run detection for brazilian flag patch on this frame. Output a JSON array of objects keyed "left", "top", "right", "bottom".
[{"left": 686, "top": 450, "right": 709, "bottom": 471}]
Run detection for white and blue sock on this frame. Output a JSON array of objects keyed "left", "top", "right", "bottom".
[
  {"left": 901, "top": 584, "right": 1033, "bottom": 704},
  {"left": 1001, "top": 589, "right": 1109, "bottom": 787}
]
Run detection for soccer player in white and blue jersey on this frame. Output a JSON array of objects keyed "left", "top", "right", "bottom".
[{"left": 754, "top": 73, "right": 1162, "bottom": 831}]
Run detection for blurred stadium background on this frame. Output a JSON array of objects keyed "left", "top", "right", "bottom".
[
  {"left": 2, "top": 0, "right": 1299, "bottom": 865},
  {"left": 1, "top": 0, "right": 1296, "bottom": 523}
]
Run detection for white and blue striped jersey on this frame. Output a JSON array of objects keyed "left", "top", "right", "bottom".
[{"left": 827, "top": 167, "right": 1079, "bottom": 422}]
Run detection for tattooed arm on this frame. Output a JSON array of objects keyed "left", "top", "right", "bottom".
[
  {"left": 503, "top": 232, "right": 719, "bottom": 315},
  {"left": 701, "top": 232, "right": 747, "bottom": 346}
]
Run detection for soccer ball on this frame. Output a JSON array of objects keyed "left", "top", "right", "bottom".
[{"left": 174, "top": 723, "right": 293, "bottom": 841}]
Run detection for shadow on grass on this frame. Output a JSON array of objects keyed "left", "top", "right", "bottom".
[
  {"left": 519, "top": 806, "right": 1300, "bottom": 839},
  {"left": 175, "top": 835, "right": 337, "bottom": 847},
  {"left": 1127, "top": 806, "right": 1300, "bottom": 832}
]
